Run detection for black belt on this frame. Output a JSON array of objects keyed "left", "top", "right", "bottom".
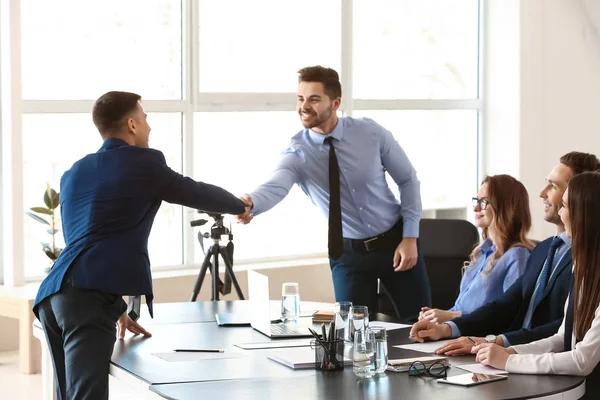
[{"left": 343, "top": 218, "right": 404, "bottom": 252}]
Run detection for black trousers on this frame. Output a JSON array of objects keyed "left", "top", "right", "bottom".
[
  {"left": 329, "top": 238, "right": 432, "bottom": 322},
  {"left": 37, "top": 280, "right": 126, "bottom": 400}
]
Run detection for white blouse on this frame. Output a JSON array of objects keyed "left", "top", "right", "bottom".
[{"left": 506, "top": 296, "right": 600, "bottom": 376}]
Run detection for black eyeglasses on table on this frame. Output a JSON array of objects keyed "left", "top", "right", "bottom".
[{"left": 409, "top": 361, "right": 449, "bottom": 378}]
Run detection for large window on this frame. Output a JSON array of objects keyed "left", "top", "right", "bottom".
[{"left": 5, "top": 0, "right": 482, "bottom": 280}]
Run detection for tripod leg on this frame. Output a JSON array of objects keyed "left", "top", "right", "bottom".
[
  {"left": 191, "top": 250, "right": 213, "bottom": 302},
  {"left": 212, "top": 248, "right": 219, "bottom": 301},
  {"left": 220, "top": 247, "right": 245, "bottom": 300}
]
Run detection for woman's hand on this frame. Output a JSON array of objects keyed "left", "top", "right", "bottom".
[
  {"left": 418, "top": 307, "right": 462, "bottom": 324},
  {"left": 473, "top": 343, "right": 515, "bottom": 370}
]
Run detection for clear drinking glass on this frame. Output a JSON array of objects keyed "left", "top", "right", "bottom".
[
  {"left": 353, "top": 328, "right": 376, "bottom": 378},
  {"left": 370, "top": 326, "right": 388, "bottom": 374},
  {"left": 334, "top": 301, "right": 352, "bottom": 340},
  {"left": 281, "top": 282, "right": 300, "bottom": 322},
  {"left": 347, "top": 305, "right": 369, "bottom": 343}
]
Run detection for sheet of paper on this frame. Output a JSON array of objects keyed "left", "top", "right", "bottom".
[
  {"left": 152, "top": 351, "right": 244, "bottom": 362},
  {"left": 456, "top": 363, "right": 508, "bottom": 375},
  {"left": 394, "top": 339, "right": 453, "bottom": 353},
  {"left": 369, "top": 321, "right": 412, "bottom": 331}
]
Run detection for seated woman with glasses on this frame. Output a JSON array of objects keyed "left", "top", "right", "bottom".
[
  {"left": 473, "top": 171, "right": 600, "bottom": 399},
  {"left": 419, "top": 174, "right": 535, "bottom": 324}
]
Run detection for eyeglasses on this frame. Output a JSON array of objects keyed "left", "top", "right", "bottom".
[
  {"left": 409, "top": 361, "right": 449, "bottom": 378},
  {"left": 472, "top": 197, "right": 489, "bottom": 210}
]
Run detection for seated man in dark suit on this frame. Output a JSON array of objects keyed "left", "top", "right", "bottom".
[
  {"left": 33, "top": 91, "right": 247, "bottom": 400},
  {"left": 410, "top": 151, "right": 600, "bottom": 355}
]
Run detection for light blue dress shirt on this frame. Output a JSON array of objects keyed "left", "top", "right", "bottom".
[
  {"left": 449, "top": 238, "right": 531, "bottom": 315},
  {"left": 250, "top": 116, "right": 422, "bottom": 239}
]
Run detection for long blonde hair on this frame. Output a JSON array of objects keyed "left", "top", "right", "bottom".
[{"left": 469, "top": 175, "right": 535, "bottom": 275}]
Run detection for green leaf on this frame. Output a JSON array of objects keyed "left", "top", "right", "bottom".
[
  {"left": 43, "top": 184, "right": 59, "bottom": 210},
  {"left": 47, "top": 228, "right": 59, "bottom": 235},
  {"left": 25, "top": 212, "right": 50, "bottom": 225},
  {"left": 43, "top": 247, "right": 58, "bottom": 261},
  {"left": 30, "top": 207, "right": 52, "bottom": 215}
]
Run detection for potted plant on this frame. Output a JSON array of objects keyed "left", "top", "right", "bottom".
[{"left": 25, "top": 184, "right": 62, "bottom": 273}]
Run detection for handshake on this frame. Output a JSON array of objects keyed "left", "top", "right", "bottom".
[{"left": 236, "top": 193, "right": 253, "bottom": 224}]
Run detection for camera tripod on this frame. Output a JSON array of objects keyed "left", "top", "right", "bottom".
[{"left": 189, "top": 214, "right": 245, "bottom": 301}]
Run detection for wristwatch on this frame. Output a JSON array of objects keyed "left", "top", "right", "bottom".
[{"left": 485, "top": 334, "right": 497, "bottom": 344}]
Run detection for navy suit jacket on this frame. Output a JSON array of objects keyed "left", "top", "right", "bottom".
[
  {"left": 33, "top": 138, "right": 246, "bottom": 317},
  {"left": 452, "top": 236, "right": 573, "bottom": 345}
]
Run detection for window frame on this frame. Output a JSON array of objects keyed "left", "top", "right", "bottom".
[{"left": 2, "top": 0, "right": 484, "bottom": 283}]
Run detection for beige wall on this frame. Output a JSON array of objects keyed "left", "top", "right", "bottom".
[
  {"left": 0, "top": 316, "right": 19, "bottom": 351},
  {"left": 141, "top": 263, "right": 335, "bottom": 329},
  {"left": 152, "top": 263, "right": 335, "bottom": 304}
]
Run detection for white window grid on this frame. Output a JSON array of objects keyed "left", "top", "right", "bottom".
[{"left": 1, "top": 0, "right": 485, "bottom": 285}]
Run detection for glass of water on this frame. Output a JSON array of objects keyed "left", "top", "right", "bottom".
[
  {"left": 281, "top": 282, "right": 300, "bottom": 322},
  {"left": 334, "top": 301, "right": 352, "bottom": 340},
  {"left": 353, "top": 328, "right": 376, "bottom": 378},
  {"left": 369, "top": 326, "right": 388, "bottom": 374},
  {"left": 347, "top": 305, "right": 369, "bottom": 343}
]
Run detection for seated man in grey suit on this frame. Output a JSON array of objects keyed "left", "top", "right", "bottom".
[{"left": 409, "top": 152, "right": 600, "bottom": 355}]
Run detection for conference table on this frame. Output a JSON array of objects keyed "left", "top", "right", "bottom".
[{"left": 34, "top": 301, "right": 586, "bottom": 399}]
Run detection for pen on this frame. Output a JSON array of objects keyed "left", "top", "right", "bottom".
[
  {"left": 174, "top": 349, "right": 224, "bottom": 353},
  {"left": 466, "top": 337, "right": 477, "bottom": 346}
]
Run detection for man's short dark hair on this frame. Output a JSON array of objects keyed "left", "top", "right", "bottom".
[
  {"left": 560, "top": 151, "right": 600, "bottom": 175},
  {"left": 297, "top": 66, "right": 342, "bottom": 100},
  {"left": 92, "top": 91, "right": 141, "bottom": 136}
]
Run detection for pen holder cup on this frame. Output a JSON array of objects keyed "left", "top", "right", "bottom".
[{"left": 311, "top": 339, "right": 345, "bottom": 371}]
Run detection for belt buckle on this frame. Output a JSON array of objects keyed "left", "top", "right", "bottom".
[{"left": 363, "top": 236, "right": 379, "bottom": 252}]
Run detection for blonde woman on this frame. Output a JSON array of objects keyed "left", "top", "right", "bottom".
[{"left": 419, "top": 175, "right": 535, "bottom": 323}]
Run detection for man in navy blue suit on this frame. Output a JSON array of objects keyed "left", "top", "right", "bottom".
[
  {"left": 409, "top": 152, "right": 600, "bottom": 355},
  {"left": 33, "top": 91, "right": 247, "bottom": 400}
]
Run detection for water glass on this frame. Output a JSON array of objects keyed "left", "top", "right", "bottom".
[
  {"left": 370, "top": 326, "right": 388, "bottom": 374},
  {"left": 281, "top": 282, "right": 300, "bottom": 322},
  {"left": 347, "top": 305, "right": 369, "bottom": 343},
  {"left": 334, "top": 301, "right": 352, "bottom": 340},
  {"left": 353, "top": 328, "right": 376, "bottom": 378}
]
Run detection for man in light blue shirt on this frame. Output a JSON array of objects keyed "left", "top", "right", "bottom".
[{"left": 237, "top": 66, "right": 431, "bottom": 321}]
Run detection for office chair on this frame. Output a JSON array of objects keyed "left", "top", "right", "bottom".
[{"left": 376, "top": 218, "right": 479, "bottom": 322}]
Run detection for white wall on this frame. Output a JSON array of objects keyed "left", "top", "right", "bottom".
[{"left": 485, "top": 0, "right": 600, "bottom": 240}]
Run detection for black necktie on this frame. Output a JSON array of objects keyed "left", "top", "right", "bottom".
[{"left": 325, "top": 137, "right": 343, "bottom": 260}]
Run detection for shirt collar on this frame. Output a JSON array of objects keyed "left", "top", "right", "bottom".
[
  {"left": 481, "top": 237, "right": 496, "bottom": 255},
  {"left": 558, "top": 231, "right": 572, "bottom": 247},
  {"left": 99, "top": 137, "right": 130, "bottom": 152},
  {"left": 307, "top": 117, "right": 344, "bottom": 145}
]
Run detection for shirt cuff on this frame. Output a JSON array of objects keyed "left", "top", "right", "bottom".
[
  {"left": 249, "top": 192, "right": 262, "bottom": 216},
  {"left": 444, "top": 322, "right": 461, "bottom": 338},
  {"left": 500, "top": 334, "right": 510, "bottom": 347},
  {"left": 402, "top": 220, "right": 419, "bottom": 238}
]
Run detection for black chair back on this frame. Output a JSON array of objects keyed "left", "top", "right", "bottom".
[{"left": 377, "top": 218, "right": 479, "bottom": 321}]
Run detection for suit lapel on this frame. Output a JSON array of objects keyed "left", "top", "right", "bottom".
[{"left": 542, "top": 248, "right": 573, "bottom": 298}]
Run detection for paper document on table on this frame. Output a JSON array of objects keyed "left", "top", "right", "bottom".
[
  {"left": 394, "top": 339, "right": 453, "bottom": 354},
  {"left": 369, "top": 322, "right": 412, "bottom": 331},
  {"left": 456, "top": 363, "right": 508, "bottom": 375},
  {"left": 152, "top": 351, "right": 245, "bottom": 362}
]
